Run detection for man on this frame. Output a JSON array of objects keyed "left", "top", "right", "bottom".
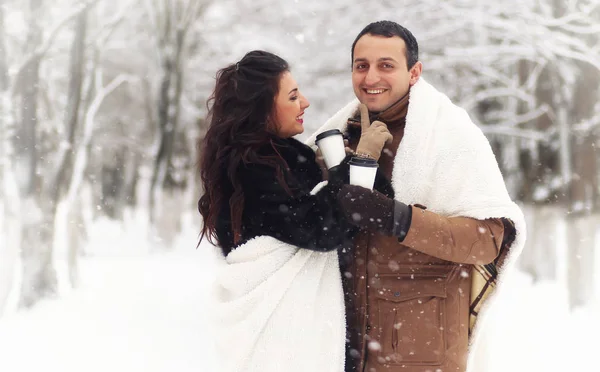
[{"left": 307, "top": 21, "right": 525, "bottom": 372}]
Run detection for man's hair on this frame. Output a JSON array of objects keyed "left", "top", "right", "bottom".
[{"left": 351, "top": 20, "right": 419, "bottom": 70}]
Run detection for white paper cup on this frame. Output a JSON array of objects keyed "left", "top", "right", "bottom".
[
  {"left": 315, "top": 129, "right": 346, "bottom": 169},
  {"left": 349, "top": 157, "right": 378, "bottom": 190}
]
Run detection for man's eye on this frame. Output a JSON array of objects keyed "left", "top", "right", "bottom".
[
  {"left": 383, "top": 63, "right": 393, "bottom": 68},
  {"left": 355, "top": 64, "right": 366, "bottom": 70}
]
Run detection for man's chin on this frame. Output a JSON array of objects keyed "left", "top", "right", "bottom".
[
  {"left": 364, "top": 102, "right": 389, "bottom": 113},
  {"left": 359, "top": 97, "right": 389, "bottom": 113}
]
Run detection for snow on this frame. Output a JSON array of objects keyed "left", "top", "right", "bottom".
[
  {"left": 0, "top": 214, "right": 598, "bottom": 372},
  {"left": 480, "top": 270, "right": 599, "bottom": 372},
  {"left": 0, "top": 255, "right": 216, "bottom": 372},
  {"left": 0, "top": 213, "right": 219, "bottom": 372}
]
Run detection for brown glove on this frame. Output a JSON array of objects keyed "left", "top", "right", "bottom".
[{"left": 355, "top": 104, "right": 393, "bottom": 161}]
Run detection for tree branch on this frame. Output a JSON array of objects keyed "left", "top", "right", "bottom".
[
  {"left": 88, "top": 0, "right": 138, "bottom": 48},
  {"left": 65, "top": 73, "right": 135, "bottom": 205},
  {"left": 480, "top": 125, "right": 549, "bottom": 141},
  {"left": 459, "top": 87, "right": 538, "bottom": 112},
  {"left": 11, "top": 0, "right": 101, "bottom": 96}
]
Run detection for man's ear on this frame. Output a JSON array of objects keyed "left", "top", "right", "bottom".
[{"left": 409, "top": 61, "right": 423, "bottom": 86}]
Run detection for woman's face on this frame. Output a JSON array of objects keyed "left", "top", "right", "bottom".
[{"left": 272, "top": 71, "right": 310, "bottom": 138}]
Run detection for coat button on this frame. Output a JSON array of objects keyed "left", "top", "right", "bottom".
[{"left": 394, "top": 291, "right": 401, "bottom": 297}]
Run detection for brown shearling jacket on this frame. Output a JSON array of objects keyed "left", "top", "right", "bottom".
[{"left": 341, "top": 95, "right": 510, "bottom": 372}]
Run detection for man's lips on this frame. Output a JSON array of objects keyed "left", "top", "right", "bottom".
[{"left": 364, "top": 88, "right": 388, "bottom": 95}]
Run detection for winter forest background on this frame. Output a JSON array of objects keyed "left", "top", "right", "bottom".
[{"left": 0, "top": 0, "right": 599, "bottom": 371}]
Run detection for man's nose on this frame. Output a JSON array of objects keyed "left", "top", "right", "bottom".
[{"left": 364, "top": 68, "right": 380, "bottom": 86}]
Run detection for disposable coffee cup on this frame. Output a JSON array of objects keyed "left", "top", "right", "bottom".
[
  {"left": 349, "top": 156, "right": 378, "bottom": 190},
  {"left": 315, "top": 129, "right": 346, "bottom": 169}
]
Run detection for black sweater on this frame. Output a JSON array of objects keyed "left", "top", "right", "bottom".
[{"left": 216, "top": 136, "right": 358, "bottom": 255}]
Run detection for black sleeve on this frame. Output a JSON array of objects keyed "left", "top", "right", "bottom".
[
  {"left": 373, "top": 168, "right": 395, "bottom": 198},
  {"left": 242, "top": 157, "right": 357, "bottom": 252}
]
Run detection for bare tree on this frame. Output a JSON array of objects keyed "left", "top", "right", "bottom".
[
  {"left": 0, "top": 0, "right": 597, "bottom": 311},
  {"left": 0, "top": 0, "right": 22, "bottom": 316},
  {"left": 63, "top": 72, "right": 133, "bottom": 286},
  {"left": 565, "top": 12, "right": 600, "bottom": 308},
  {"left": 12, "top": 0, "right": 99, "bottom": 308},
  {"left": 55, "top": 0, "right": 140, "bottom": 287},
  {"left": 13, "top": 0, "right": 59, "bottom": 309},
  {"left": 55, "top": 9, "right": 89, "bottom": 288},
  {"left": 145, "top": 0, "right": 206, "bottom": 246}
]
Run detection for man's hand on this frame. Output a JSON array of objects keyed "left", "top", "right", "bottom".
[
  {"left": 344, "top": 139, "right": 355, "bottom": 156},
  {"left": 355, "top": 104, "right": 393, "bottom": 161}
]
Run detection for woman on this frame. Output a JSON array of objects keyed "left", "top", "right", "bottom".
[
  {"left": 197, "top": 51, "right": 393, "bottom": 372},
  {"left": 199, "top": 50, "right": 368, "bottom": 255}
]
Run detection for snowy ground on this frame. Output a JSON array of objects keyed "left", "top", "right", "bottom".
[
  {"left": 0, "top": 216, "right": 598, "bottom": 372},
  {"left": 0, "top": 252, "right": 217, "bottom": 372}
]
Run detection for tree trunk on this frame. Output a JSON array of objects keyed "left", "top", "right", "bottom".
[
  {"left": 518, "top": 205, "right": 559, "bottom": 281},
  {"left": 17, "top": 0, "right": 58, "bottom": 309},
  {"left": 20, "top": 200, "right": 58, "bottom": 308},
  {"left": 119, "top": 149, "right": 140, "bottom": 208},
  {"left": 0, "top": 0, "right": 7, "bottom": 94},
  {"left": 144, "top": 0, "right": 205, "bottom": 247},
  {"left": 149, "top": 17, "right": 187, "bottom": 246},
  {"left": 53, "top": 10, "right": 87, "bottom": 200},
  {"left": 0, "top": 0, "right": 21, "bottom": 316},
  {"left": 66, "top": 194, "right": 86, "bottom": 287},
  {"left": 565, "top": 57, "right": 599, "bottom": 309},
  {"left": 60, "top": 11, "right": 88, "bottom": 288},
  {"left": 566, "top": 215, "right": 596, "bottom": 309},
  {"left": 63, "top": 72, "right": 131, "bottom": 286},
  {"left": 101, "top": 159, "right": 124, "bottom": 219},
  {"left": 516, "top": 60, "right": 558, "bottom": 281},
  {"left": 149, "top": 59, "right": 179, "bottom": 223}
]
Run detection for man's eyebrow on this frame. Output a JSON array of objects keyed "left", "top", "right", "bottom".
[{"left": 353, "top": 57, "right": 398, "bottom": 63}]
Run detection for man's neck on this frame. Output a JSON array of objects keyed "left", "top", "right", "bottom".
[{"left": 346, "top": 91, "right": 411, "bottom": 144}]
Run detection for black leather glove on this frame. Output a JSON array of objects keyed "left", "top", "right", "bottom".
[
  {"left": 324, "top": 154, "right": 352, "bottom": 189},
  {"left": 337, "top": 184, "right": 412, "bottom": 241}
]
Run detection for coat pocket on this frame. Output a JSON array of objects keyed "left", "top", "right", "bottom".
[{"left": 370, "top": 273, "right": 447, "bottom": 366}]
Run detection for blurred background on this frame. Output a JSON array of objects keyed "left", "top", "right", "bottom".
[{"left": 0, "top": 0, "right": 599, "bottom": 371}]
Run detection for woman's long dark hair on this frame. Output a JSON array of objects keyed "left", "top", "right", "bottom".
[{"left": 198, "top": 50, "right": 291, "bottom": 248}]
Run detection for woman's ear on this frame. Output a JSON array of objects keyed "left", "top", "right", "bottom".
[{"left": 266, "top": 116, "right": 279, "bottom": 136}]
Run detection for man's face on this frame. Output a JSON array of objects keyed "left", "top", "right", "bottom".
[{"left": 352, "top": 34, "right": 420, "bottom": 112}]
